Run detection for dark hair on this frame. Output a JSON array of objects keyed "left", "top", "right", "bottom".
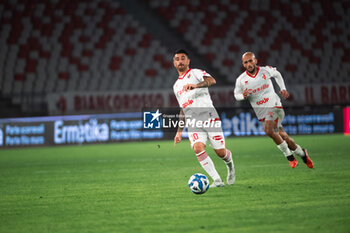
[{"left": 174, "top": 49, "right": 189, "bottom": 57}]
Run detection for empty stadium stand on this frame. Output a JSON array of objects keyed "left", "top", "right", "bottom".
[
  {"left": 0, "top": 0, "right": 174, "bottom": 115},
  {"left": 0, "top": 0, "right": 349, "bottom": 116},
  {"left": 145, "top": 0, "right": 350, "bottom": 84}
]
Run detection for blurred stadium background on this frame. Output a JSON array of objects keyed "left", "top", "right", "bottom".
[{"left": 0, "top": 0, "right": 349, "bottom": 147}]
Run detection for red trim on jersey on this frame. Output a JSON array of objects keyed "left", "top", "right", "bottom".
[
  {"left": 178, "top": 68, "right": 191, "bottom": 80},
  {"left": 246, "top": 66, "right": 260, "bottom": 78},
  {"left": 274, "top": 106, "right": 283, "bottom": 109}
]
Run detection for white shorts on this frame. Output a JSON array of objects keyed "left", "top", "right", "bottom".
[
  {"left": 188, "top": 127, "right": 226, "bottom": 150},
  {"left": 185, "top": 107, "right": 225, "bottom": 149},
  {"left": 258, "top": 107, "right": 285, "bottom": 130}
]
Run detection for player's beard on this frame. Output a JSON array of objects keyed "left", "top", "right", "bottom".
[
  {"left": 247, "top": 66, "right": 256, "bottom": 75},
  {"left": 177, "top": 64, "right": 187, "bottom": 72}
]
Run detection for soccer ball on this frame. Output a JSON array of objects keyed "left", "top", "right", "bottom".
[{"left": 188, "top": 173, "right": 210, "bottom": 194}]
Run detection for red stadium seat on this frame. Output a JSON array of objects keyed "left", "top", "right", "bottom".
[
  {"left": 1, "top": 0, "right": 348, "bottom": 114},
  {"left": 146, "top": 0, "right": 348, "bottom": 84}
]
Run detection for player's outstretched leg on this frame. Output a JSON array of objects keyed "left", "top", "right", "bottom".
[
  {"left": 265, "top": 121, "right": 297, "bottom": 168},
  {"left": 290, "top": 146, "right": 313, "bottom": 168},
  {"left": 277, "top": 140, "right": 298, "bottom": 168},
  {"left": 300, "top": 148, "right": 313, "bottom": 168},
  {"left": 215, "top": 148, "right": 235, "bottom": 185},
  {"left": 194, "top": 143, "right": 224, "bottom": 187},
  {"left": 279, "top": 128, "right": 313, "bottom": 168}
]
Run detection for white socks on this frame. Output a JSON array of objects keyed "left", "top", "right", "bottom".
[
  {"left": 222, "top": 150, "right": 234, "bottom": 170},
  {"left": 277, "top": 141, "right": 292, "bottom": 157},
  {"left": 292, "top": 145, "right": 305, "bottom": 157},
  {"left": 196, "top": 151, "right": 221, "bottom": 181},
  {"left": 222, "top": 149, "right": 233, "bottom": 164},
  {"left": 222, "top": 149, "right": 235, "bottom": 185},
  {"left": 278, "top": 141, "right": 305, "bottom": 158}
]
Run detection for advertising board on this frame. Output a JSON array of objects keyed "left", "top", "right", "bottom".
[{"left": 0, "top": 107, "right": 345, "bottom": 149}]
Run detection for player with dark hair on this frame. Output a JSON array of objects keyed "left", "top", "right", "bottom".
[
  {"left": 173, "top": 49, "right": 235, "bottom": 187},
  {"left": 234, "top": 52, "right": 313, "bottom": 168}
]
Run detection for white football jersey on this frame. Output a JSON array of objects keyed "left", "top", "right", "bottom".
[
  {"left": 234, "top": 66, "right": 287, "bottom": 120},
  {"left": 234, "top": 66, "right": 286, "bottom": 108},
  {"left": 173, "top": 68, "right": 215, "bottom": 115}
]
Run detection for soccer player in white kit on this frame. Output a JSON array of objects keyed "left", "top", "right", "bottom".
[
  {"left": 234, "top": 52, "right": 313, "bottom": 168},
  {"left": 173, "top": 49, "right": 235, "bottom": 187}
]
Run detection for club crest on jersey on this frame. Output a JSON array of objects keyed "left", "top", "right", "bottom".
[
  {"left": 245, "top": 81, "right": 248, "bottom": 85},
  {"left": 262, "top": 74, "right": 266, "bottom": 80},
  {"left": 188, "top": 74, "right": 191, "bottom": 78}
]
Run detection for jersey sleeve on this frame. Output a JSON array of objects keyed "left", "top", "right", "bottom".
[
  {"left": 234, "top": 77, "right": 245, "bottom": 101},
  {"left": 193, "top": 69, "right": 211, "bottom": 82},
  {"left": 264, "top": 66, "right": 287, "bottom": 91}
]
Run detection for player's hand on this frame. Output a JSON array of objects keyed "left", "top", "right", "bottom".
[
  {"left": 174, "top": 132, "right": 182, "bottom": 147},
  {"left": 280, "top": 90, "right": 290, "bottom": 99},
  {"left": 243, "top": 89, "right": 250, "bottom": 99},
  {"left": 183, "top": 84, "right": 196, "bottom": 91}
]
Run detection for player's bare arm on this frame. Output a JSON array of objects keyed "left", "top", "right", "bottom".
[
  {"left": 174, "top": 108, "right": 185, "bottom": 147},
  {"left": 183, "top": 76, "right": 216, "bottom": 91}
]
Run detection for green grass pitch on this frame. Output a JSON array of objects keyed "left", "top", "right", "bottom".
[{"left": 0, "top": 134, "right": 350, "bottom": 233}]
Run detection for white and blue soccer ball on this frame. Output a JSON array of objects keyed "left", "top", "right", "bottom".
[{"left": 188, "top": 173, "right": 210, "bottom": 194}]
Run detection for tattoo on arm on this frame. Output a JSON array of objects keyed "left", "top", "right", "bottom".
[
  {"left": 196, "top": 80, "right": 210, "bottom": 88},
  {"left": 196, "top": 76, "right": 215, "bottom": 88}
]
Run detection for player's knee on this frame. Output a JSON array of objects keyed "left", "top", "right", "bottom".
[
  {"left": 280, "top": 132, "right": 293, "bottom": 144},
  {"left": 264, "top": 122, "right": 275, "bottom": 137},
  {"left": 264, "top": 127, "right": 275, "bottom": 137},
  {"left": 193, "top": 148, "right": 203, "bottom": 154},
  {"left": 215, "top": 148, "right": 226, "bottom": 157},
  {"left": 193, "top": 143, "right": 205, "bottom": 154},
  {"left": 279, "top": 132, "right": 288, "bottom": 141}
]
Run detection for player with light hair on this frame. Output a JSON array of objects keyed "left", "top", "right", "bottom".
[
  {"left": 234, "top": 52, "right": 313, "bottom": 168},
  {"left": 173, "top": 49, "right": 235, "bottom": 187}
]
